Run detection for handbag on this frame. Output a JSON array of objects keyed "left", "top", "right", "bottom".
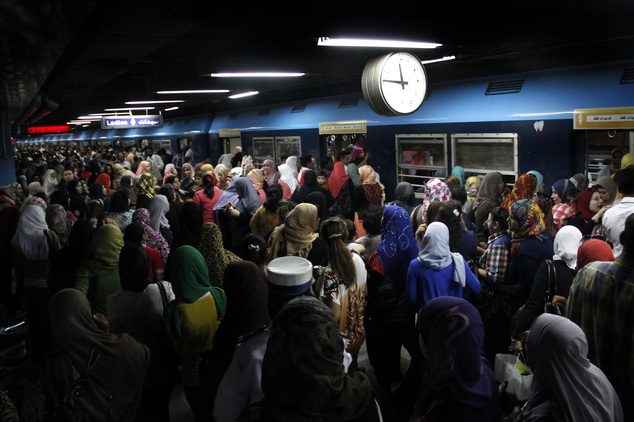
[{"left": 543, "top": 260, "right": 561, "bottom": 315}]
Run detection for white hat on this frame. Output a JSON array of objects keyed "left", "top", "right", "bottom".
[{"left": 266, "top": 256, "right": 313, "bottom": 296}]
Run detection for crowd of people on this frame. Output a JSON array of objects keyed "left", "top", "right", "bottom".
[{"left": 0, "top": 141, "right": 632, "bottom": 422}]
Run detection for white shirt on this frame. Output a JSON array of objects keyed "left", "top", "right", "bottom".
[
  {"left": 602, "top": 196, "right": 634, "bottom": 257},
  {"left": 146, "top": 154, "right": 164, "bottom": 172}
]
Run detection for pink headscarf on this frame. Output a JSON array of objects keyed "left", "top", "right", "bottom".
[{"left": 262, "top": 159, "right": 277, "bottom": 187}]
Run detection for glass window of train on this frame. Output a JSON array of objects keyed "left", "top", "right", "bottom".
[
  {"left": 275, "top": 136, "right": 301, "bottom": 161},
  {"left": 451, "top": 133, "right": 518, "bottom": 180},
  {"left": 395, "top": 134, "right": 448, "bottom": 191},
  {"left": 584, "top": 130, "right": 631, "bottom": 181},
  {"left": 253, "top": 137, "right": 275, "bottom": 167}
]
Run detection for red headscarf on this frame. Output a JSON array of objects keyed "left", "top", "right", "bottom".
[
  {"left": 94, "top": 173, "right": 111, "bottom": 191},
  {"left": 576, "top": 188, "right": 597, "bottom": 221},
  {"left": 328, "top": 161, "right": 349, "bottom": 198},
  {"left": 577, "top": 239, "right": 614, "bottom": 269}
]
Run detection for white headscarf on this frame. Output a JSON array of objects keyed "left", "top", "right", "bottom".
[
  {"left": 552, "top": 225, "right": 582, "bottom": 270},
  {"left": 42, "top": 169, "right": 58, "bottom": 196},
  {"left": 12, "top": 200, "right": 50, "bottom": 260},
  {"left": 278, "top": 162, "right": 298, "bottom": 194},
  {"left": 520, "top": 314, "right": 623, "bottom": 422},
  {"left": 417, "top": 221, "right": 466, "bottom": 287}
]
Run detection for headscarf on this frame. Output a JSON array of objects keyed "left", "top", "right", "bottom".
[
  {"left": 451, "top": 166, "right": 466, "bottom": 187},
  {"left": 417, "top": 222, "right": 467, "bottom": 287},
  {"left": 135, "top": 160, "right": 151, "bottom": 176},
  {"left": 552, "top": 178, "right": 573, "bottom": 201},
  {"left": 176, "top": 201, "right": 204, "bottom": 248},
  {"left": 88, "top": 182, "right": 106, "bottom": 201},
  {"left": 359, "top": 164, "right": 385, "bottom": 202},
  {"left": 376, "top": 205, "right": 419, "bottom": 292},
  {"left": 621, "top": 152, "right": 634, "bottom": 169},
  {"left": 501, "top": 173, "right": 537, "bottom": 210},
  {"left": 424, "top": 178, "right": 452, "bottom": 204},
  {"left": 94, "top": 173, "right": 111, "bottom": 191},
  {"left": 595, "top": 176, "right": 617, "bottom": 205},
  {"left": 552, "top": 225, "right": 583, "bottom": 270},
  {"left": 576, "top": 239, "right": 614, "bottom": 269},
  {"left": 509, "top": 199, "right": 549, "bottom": 256},
  {"left": 42, "top": 169, "right": 58, "bottom": 196},
  {"left": 268, "top": 203, "right": 320, "bottom": 259},
  {"left": 570, "top": 173, "right": 589, "bottom": 191},
  {"left": 136, "top": 173, "right": 155, "bottom": 198},
  {"left": 466, "top": 176, "right": 482, "bottom": 200},
  {"left": 520, "top": 314, "right": 623, "bottom": 422},
  {"left": 552, "top": 203, "right": 577, "bottom": 230},
  {"left": 471, "top": 172, "right": 503, "bottom": 213},
  {"left": 0, "top": 186, "right": 16, "bottom": 213},
  {"left": 575, "top": 188, "right": 597, "bottom": 221},
  {"left": 327, "top": 161, "right": 348, "bottom": 198},
  {"left": 147, "top": 194, "right": 170, "bottom": 232},
  {"left": 46, "top": 203, "right": 72, "bottom": 247},
  {"left": 132, "top": 208, "right": 169, "bottom": 263},
  {"left": 391, "top": 182, "right": 415, "bottom": 211},
  {"left": 212, "top": 177, "right": 261, "bottom": 217},
  {"left": 75, "top": 223, "right": 124, "bottom": 277},
  {"left": 527, "top": 170, "right": 544, "bottom": 191},
  {"left": 278, "top": 163, "right": 298, "bottom": 194},
  {"left": 48, "top": 288, "right": 150, "bottom": 421},
  {"left": 198, "top": 222, "right": 241, "bottom": 287},
  {"left": 247, "top": 168, "right": 267, "bottom": 203},
  {"left": 258, "top": 296, "right": 372, "bottom": 421},
  {"left": 162, "top": 163, "right": 176, "bottom": 185},
  {"left": 262, "top": 159, "right": 277, "bottom": 187},
  {"left": 413, "top": 297, "right": 496, "bottom": 419},
  {"left": 11, "top": 201, "right": 49, "bottom": 260}
]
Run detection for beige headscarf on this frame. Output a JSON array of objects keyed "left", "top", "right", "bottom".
[{"left": 268, "top": 203, "right": 319, "bottom": 259}]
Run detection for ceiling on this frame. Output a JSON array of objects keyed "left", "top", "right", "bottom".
[{"left": 3, "top": 0, "right": 634, "bottom": 137}]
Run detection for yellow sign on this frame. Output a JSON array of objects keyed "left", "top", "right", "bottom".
[
  {"left": 574, "top": 107, "right": 634, "bottom": 130},
  {"left": 319, "top": 121, "right": 367, "bottom": 134},
  {"left": 219, "top": 128, "right": 241, "bottom": 137}
]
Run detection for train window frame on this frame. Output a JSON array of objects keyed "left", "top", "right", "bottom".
[
  {"left": 395, "top": 133, "right": 449, "bottom": 195},
  {"left": 253, "top": 137, "right": 275, "bottom": 167},
  {"left": 450, "top": 133, "right": 519, "bottom": 180},
  {"left": 275, "top": 136, "right": 302, "bottom": 160}
]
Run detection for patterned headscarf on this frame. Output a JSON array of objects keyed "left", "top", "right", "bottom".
[
  {"left": 198, "top": 222, "right": 241, "bottom": 287},
  {"left": 136, "top": 173, "right": 155, "bottom": 198},
  {"left": 501, "top": 173, "right": 537, "bottom": 210},
  {"left": 552, "top": 203, "right": 577, "bottom": 230},
  {"left": 465, "top": 176, "right": 481, "bottom": 200},
  {"left": 510, "top": 199, "right": 548, "bottom": 256},
  {"left": 424, "top": 178, "right": 452, "bottom": 204},
  {"left": 132, "top": 208, "right": 169, "bottom": 263}
]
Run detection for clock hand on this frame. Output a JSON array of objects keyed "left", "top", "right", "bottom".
[{"left": 382, "top": 79, "right": 409, "bottom": 86}]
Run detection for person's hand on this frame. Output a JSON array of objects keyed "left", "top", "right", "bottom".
[
  {"left": 501, "top": 406, "right": 521, "bottom": 422},
  {"left": 93, "top": 313, "right": 110, "bottom": 334},
  {"left": 509, "top": 339, "right": 523, "bottom": 353},
  {"left": 415, "top": 223, "right": 427, "bottom": 241},
  {"left": 552, "top": 295, "right": 567, "bottom": 311},
  {"left": 592, "top": 205, "right": 612, "bottom": 222}
]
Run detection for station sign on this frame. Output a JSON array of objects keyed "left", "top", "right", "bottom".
[
  {"left": 574, "top": 107, "right": 634, "bottom": 130},
  {"left": 101, "top": 115, "right": 163, "bottom": 129},
  {"left": 319, "top": 120, "right": 367, "bottom": 134}
]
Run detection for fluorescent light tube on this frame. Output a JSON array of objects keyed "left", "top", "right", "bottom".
[
  {"left": 317, "top": 37, "right": 441, "bottom": 49},
  {"left": 229, "top": 91, "right": 259, "bottom": 99},
  {"left": 157, "top": 90, "right": 230, "bottom": 94},
  {"left": 420, "top": 56, "right": 456, "bottom": 64},
  {"left": 125, "top": 100, "right": 184, "bottom": 104},
  {"left": 211, "top": 72, "right": 304, "bottom": 77},
  {"left": 105, "top": 107, "right": 156, "bottom": 111}
]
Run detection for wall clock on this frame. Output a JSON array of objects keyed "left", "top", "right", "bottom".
[{"left": 361, "top": 52, "right": 427, "bottom": 117}]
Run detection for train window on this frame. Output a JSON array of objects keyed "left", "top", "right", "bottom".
[
  {"left": 395, "top": 134, "right": 448, "bottom": 193},
  {"left": 451, "top": 133, "right": 518, "bottom": 181},
  {"left": 152, "top": 139, "right": 172, "bottom": 154},
  {"left": 253, "top": 137, "right": 275, "bottom": 166},
  {"left": 275, "top": 136, "right": 301, "bottom": 160},
  {"left": 585, "top": 130, "right": 632, "bottom": 181}
]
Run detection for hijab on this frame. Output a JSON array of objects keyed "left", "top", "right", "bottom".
[
  {"left": 88, "top": 182, "right": 106, "bottom": 201},
  {"left": 258, "top": 296, "right": 372, "bottom": 421},
  {"left": 424, "top": 178, "right": 452, "bottom": 205},
  {"left": 552, "top": 178, "right": 573, "bottom": 201},
  {"left": 42, "top": 169, "right": 58, "bottom": 196},
  {"left": 262, "top": 159, "right": 277, "bottom": 187},
  {"left": 327, "top": 161, "right": 349, "bottom": 198},
  {"left": 175, "top": 201, "right": 204, "bottom": 248},
  {"left": 11, "top": 201, "right": 49, "bottom": 260},
  {"left": 417, "top": 222, "right": 467, "bottom": 287},
  {"left": 519, "top": 314, "right": 623, "bottom": 422},
  {"left": 198, "top": 222, "right": 241, "bottom": 287},
  {"left": 132, "top": 208, "right": 169, "bottom": 264},
  {"left": 136, "top": 173, "right": 155, "bottom": 198},
  {"left": 163, "top": 163, "right": 176, "bottom": 185},
  {"left": 552, "top": 203, "right": 576, "bottom": 230},
  {"left": 48, "top": 288, "right": 150, "bottom": 421},
  {"left": 135, "top": 160, "right": 151, "bottom": 176},
  {"left": 595, "top": 176, "right": 617, "bottom": 205},
  {"left": 0, "top": 186, "right": 16, "bottom": 214},
  {"left": 95, "top": 173, "right": 111, "bottom": 191},
  {"left": 376, "top": 205, "right": 419, "bottom": 292},
  {"left": 212, "top": 177, "right": 261, "bottom": 216},
  {"left": 278, "top": 162, "right": 298, "bottom": 194},
  {"left": 450, "top": 166, "right": 465, "bottom": 187},
  {"left": 75, "top": 223, "right": 124, "bottom": 277},
  {"left": 148, "top": 194, "right": 170, "bottom": 232},
  {"left": 621, "top": 152, "right": 634, "bottom": 169},
  {"left": 501, "top": 173, "right": 537, "bottom": 210},
  {"left": 576, "top": 239, "right": 614, "bottom": 269},
  {"left": 268, "top": 203, "right": 320, "bottom": 259},
  {"left": 527, "top": 170, "right": 544, "bottom": 192},
  {"left": 466, "top": 176, "right": 482, "bottom": 200},
  {"left": 472, "top": 172, "right": 503, "bottom": 213},
  {"left": 575, "top": 188, "right": 597, "bottom": 221},
  {"left": 413, "top": 297, "right": 496, "bottom": 419},
  {"left": 46, "top": 203, "right": 72, "bottom": 247},
  {"left": 552, "top": 225, "right": 582, "bottom": 270},
  {"left": 510, "top": 199, "right": 549, "bottom": 256},
  {"left": 391, "top": 182, "right": 415, "bottom": 212},
  {"left": 247, "top": 168, "right": 267, "bottom": 203}
]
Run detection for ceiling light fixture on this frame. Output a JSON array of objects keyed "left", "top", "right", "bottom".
[
  {"left": 420, "top": 55, "right": 456, "bottom": 64},
  {"left": 317, "top": 37, "right": 441, "bottom": 49},
  {"left": 104, "top": 107, "right": 156, "bottom": 111},
  {"left": 157, "top": 90, "right": 230, "bottom": 94},
  {"left": 229, "top": 91, "right": 259, "bottom": 99},
  {"left": 211, "top": 72, "right": 304, "bottom": 78},
  {"left": 164, "top": 106, "right": 179, "bottom": 111},
  {"left": 125, "top": 100, "right": 184, "bottom": 105}
]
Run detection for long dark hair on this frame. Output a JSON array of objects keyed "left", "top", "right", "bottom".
[
  {"left": 437, "top": 200, "right": 463, "bottom": 253},
  {"left": 201, "top": 173, "right": 216, "bottom": 200},
  {"left": 320, "top": 217, "right": 356, "bottom": 287}
]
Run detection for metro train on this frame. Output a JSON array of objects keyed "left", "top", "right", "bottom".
[{"left": 18, "top": 60, "right": 634, "bottom": 200}]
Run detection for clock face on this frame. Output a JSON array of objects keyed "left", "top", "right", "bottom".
[
  {"left": 379, "top": 52, "right": 427, "bottom": 115},
  {"left": 361, "top": 52, "right": 427, "bottom": 116}
]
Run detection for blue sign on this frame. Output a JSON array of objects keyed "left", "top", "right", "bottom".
[{"left": 102, "top": 115, "right": 163, "bottom": 129}]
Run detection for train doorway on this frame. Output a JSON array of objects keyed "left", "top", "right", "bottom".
[{"left": 585, "top": 130, "right": 633, "bottom": 181}]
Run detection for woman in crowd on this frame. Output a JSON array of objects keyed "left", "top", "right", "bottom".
[
  {"left": 211, "top": 261, "right": 271, "bottom": 422},
  {"left": 171, "top": 201, "right": 204, "bottom": 250},
  {"left": 42, "top": 168, "right": 58, "bottom": 197},
  {"left": 470, "top": 172, "right": 505, "bottom": 244},
  {"left": 162, "top": 163, "right": 177, "bottom": 186},
  {"left": 107, "top": 243, "right": 178, "bottom": 422},
  {"left": 132, "top": 207, "right": 170, "bottom": 264},
  {"left": 500, "top": 173, "right": 537, "bottom": 210},
  {"left": 198, "top": 222, "right": 241, "bottom": 288},
  {"left": 249, "top": 184, "right": 283, "bottom": 238},
  {"left": 515, "top": 314, "right": 623, "bottom": 421},
  {"left": 291, "top": 170, "right": 334, "bottom": 208},
  {"left": 169, "top": 245, "right": 226, "bottom": 422},
  {"left": 247, "top": 168, "right": 268, "bottom": 205},
  {"left": 327, "top": 160, "right": 355, "bottom": 220},
  {"left": 123, "top": 221, "right": 164, "bottom": 282},
  {"left": 181, "top": 162, "right": 195, "bottom": 192},
  {"left": 527, "top": 169, "right": 545, "bottom": 194},
  {"left": 148, "top": 193, "right": 173, "bottom": 246},
  {"left": 412, "top": 296, "right": 499, "bottom": 422},
  {"left": 464, "top": 175, "right": 482, "bottom": 214},
  {"left": 104, "top": 189, "right": 133, "bottom": 232},
  {"left": 48, "top": 219, "right": 94, "bottom": 295},
  {"left": 595, "top": 175, "right": 619, "bottom": 206},
  {"left": 319, "top": 217, "right": 368, "bottom": 364},
  {"left": 261, "top": 159, "right": 278, "bottom": 188},
  {"left": 193, "top": 173, "right": 221, "bottom": 224},
  {"left": 406, "top": 221, "right": 481, "bottom": 311},
  {"left": 74, "top": 223, "right": 124, "bottom": 316},
  {"left": 95, "top": 172, "right": 113, "bottom": 196},
  {"left": 277, "top": 160, "right": 297, "bottom": 198},
  {"left": 388, "top": 181, "right": 416, "bottom": 215},
  {"left": 551, "top": 178, "right": 574, "bottom": 205},
  {"left": 267, "top": 202, "right": 328, "bottom": 268},
  {"left": 353, "top": 164, "right": 384, "bottom": 212},
  {"left": 436, "top": 199, "right": 478, "bottom": 262},
  {"left": 135, "top": 173, "right": 155, "bottom": 210},
  {"left": 46, "top": 203, "right": 72, "bottom": 248},
  {"left": 568, "top": 187, "right": 611, "bottom": 236}
]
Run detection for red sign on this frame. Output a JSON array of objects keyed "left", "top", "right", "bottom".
[{"left": 28, "top": 125, "right": 73, "bottom": 134}]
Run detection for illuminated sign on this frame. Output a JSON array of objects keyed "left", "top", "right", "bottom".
[
  {"left": 319, "top": 121, "right": 367, "bottom": 134},
  {"left": 574, "top": 107, "right": 634, "bottom": 129},
  {"left": 28, "top": 125, "right": 73, "bottom": 134},
  {"left": 101, "top": 115, "right": 163, "bottom": 129}
]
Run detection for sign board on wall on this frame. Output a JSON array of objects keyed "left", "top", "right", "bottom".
[
  {"left": 574, "top": 107, "right": 634, "bottom": 129},
  {"left": 102, "top": 115, "right": 163, "bottom": 129},
  {"left": 319, "top": 121, "right": 367, "bottom": 134}
]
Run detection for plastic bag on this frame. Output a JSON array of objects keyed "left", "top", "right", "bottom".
[{"left": 495, "top": 353, "right": 533, "bottom": 401}]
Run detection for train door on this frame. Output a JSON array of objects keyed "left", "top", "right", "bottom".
[
  {"left": 585, "top": 130, "right": 633, "bottom": 181},
  {"left": 222, "top": 137, "right": 242, "bottom": 155}
]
